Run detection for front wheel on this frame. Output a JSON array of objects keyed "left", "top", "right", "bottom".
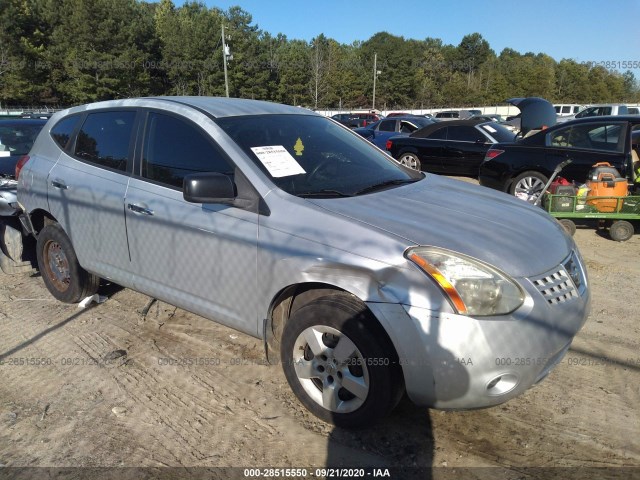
[
  {"left": 280, "top": 295, "right": 402, "bottom": 428},
  {"left": 36, "top": 223, "right": 100, "bottom": 303},
  {"left": 510, "top": 171, "right": 548, "bottom": 203}
]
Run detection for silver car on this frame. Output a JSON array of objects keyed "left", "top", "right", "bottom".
[{"left": 17, "top": 97, "right": 590, "bottom": 428}]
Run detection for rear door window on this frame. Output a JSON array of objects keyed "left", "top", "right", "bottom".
[
  {"left": 378, "top": 120, "right": 396, "bottom": 132},
  {"left": 74, "top": 111, "right": 136, "bottom": 171}
]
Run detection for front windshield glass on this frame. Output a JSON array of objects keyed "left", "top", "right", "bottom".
[{"left": 216, "top": 114, "right": 422, "bottom": 197}]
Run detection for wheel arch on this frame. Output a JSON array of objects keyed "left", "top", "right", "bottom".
[
  {"left": 264, "top": 282, "right": 398, "bottom": 367},
  {"left": 25, "top": 209, "right": 58, "bottom": 237}
]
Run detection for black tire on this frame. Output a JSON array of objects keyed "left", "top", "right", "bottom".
[
  {"left": 398, "top": 152, "right": 421, "bottom": 171},
  {"left": 36, "top": 223, "right": 100, "bottom": 303},
  {"left": 558, "top": 218, "right": 576, "bottom": 236},
  {"left": 609, "top": 220, "right": 634, "bottom": 242},
  {"left": 280, "top": 294, "right": 402, "bottom": 428},
  {"left": 510, "top": 171, "right": 548, "bottom": 203}
]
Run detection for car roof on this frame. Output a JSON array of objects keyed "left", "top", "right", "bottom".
[
  {"left": 553, "top": 115, "right": 640, "bottom": 126},
  {"left": 410, "top": 118, "right": 487, "bottom": 137},
  {"left": 0, "top": 118, "right": 48, "bottom": 126},
  {"left": 60, "top": 97, "right": 315, "bottom": 119}
]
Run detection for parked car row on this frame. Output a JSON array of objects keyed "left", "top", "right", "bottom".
[
  {"left": 352, "top": 116, "right": 436, "bottom": 149},
  {"left": 380, "top": 98, "right": 639, "bottom": 211},
  {"left": 331, "top": 112, "right": 382, "bottom": 129}
]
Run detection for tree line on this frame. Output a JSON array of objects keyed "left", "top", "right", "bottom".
[{"left": 1, "top": 0, "right": 639, "bottom": 109}]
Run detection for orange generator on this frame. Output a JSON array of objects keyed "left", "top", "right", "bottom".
[{"left": 586, "top": 162, "right": 628, "bottom": 213}]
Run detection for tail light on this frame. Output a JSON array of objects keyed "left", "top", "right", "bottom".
[
  {"left": 15, "top": 155, "right": 30, "bottom": 180},
  {"left": 484, "top": 149, "right": 504, "bottom": 161},
  {"left": 362, "top": 120, "right": 368, "bottom": 127},
  {"left": 386, "top": 140, "right": 393, "bottom": 150}
]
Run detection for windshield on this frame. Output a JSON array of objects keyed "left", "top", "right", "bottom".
[
  {"left": 216, "top": 114, "right": 422, "bottom": 197},
  {"left": 0, "top": 122, "right": 43, "bottom": 156}
]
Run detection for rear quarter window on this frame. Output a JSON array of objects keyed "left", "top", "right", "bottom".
[{"left": 50, "top": 115, "right": 81, "bottom": 150}]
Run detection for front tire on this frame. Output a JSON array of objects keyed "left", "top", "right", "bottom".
[
  {"left": 36, "top": 223, "right": 100, "bottom": 303},
  {"left": 280, "top": 295, "right": 402, "bottom": 428}
]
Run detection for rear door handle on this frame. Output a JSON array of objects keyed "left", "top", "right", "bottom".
[
  {"left": 127, "top": 203, "right": 154, "bottom": 216},
  {"left": 51, "top": 179, "right": 68, "bottom": 190}
]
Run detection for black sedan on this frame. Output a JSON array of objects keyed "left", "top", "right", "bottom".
[
  {"left": 478, "top": 116, "right": 640, "bottom": 201},
  {"left": 385, "top": 119, "right": 516, "bottom": 176}
]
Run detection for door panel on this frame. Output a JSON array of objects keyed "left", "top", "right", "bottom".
[
  {"left": 48, "top": 156, "right": 131, "bottom": 280},
  {"left": 47, "top": 110, "right": 137, "bottom": 282},
  {"left": 125, "top": 180, "right": 259, "bottom": 335}
]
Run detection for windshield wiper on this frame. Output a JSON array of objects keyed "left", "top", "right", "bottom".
[
  {"left": 298, "top": 189, "right": 353, "bottom": 198},
  {"left": 355, "top": 178, "right": 421, "bottom": 195}
]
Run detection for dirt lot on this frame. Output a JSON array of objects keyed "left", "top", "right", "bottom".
[{"left": 1, "top": 178, "right": 639, "bottom": 480}]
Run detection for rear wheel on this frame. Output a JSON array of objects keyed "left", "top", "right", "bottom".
[
  {"left": 398, "top": 152, "right": 421, "bottom": 170},
  {"left": 280, "top": 294, "right": 402, "bottom": 428},
  {"left": 609, "top": 220, "right": 634, "bottom": 242},
  {"left": 36, "top": 223, "right": 99, "bottom": 303},
  {"left": 510, "top": 171, "right": 548, "bottom": 203}
]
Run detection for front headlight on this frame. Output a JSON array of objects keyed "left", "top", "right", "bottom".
[{"left": 405, "top": 246, "right": 524, "bottom": 316}]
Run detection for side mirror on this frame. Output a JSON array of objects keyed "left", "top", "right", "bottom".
[{"left": 183, "top": 172, "right": 236, "bottom": 204}]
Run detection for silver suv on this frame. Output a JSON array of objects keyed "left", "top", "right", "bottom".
[{"left": 17, "top": 97, "right": 590, "bottom": 427}]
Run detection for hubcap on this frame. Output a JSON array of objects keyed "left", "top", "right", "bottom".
[
  {"left": 400, "top": 155, "right": 419, "bottom": 170},
  {"left": 292, "top": 325, "right": 369, "bottom": 413},
  {"left": 43, "top": 241, "right": 71, "bottom": 292},
  {"left": 514, "top": 176, "right": 546, "bottom": 203}
]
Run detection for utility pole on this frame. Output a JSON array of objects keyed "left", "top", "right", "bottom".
[
  {"left": 222, "top": 24, "right": 230, "bottom": 97},
  {"left": 372, "top": 53, "right": 377, "bottom": 110},
  {"left": 372, "top": 53, "right": 381, "bottom": 111}
]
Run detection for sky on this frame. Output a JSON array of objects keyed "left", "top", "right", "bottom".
[{"left": 175, "top": 0, "right": 640, "bottom": 71}]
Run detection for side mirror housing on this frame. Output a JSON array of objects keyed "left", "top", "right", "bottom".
[{"left": 183, "top": 172, "right": 236, "bottom": 204}]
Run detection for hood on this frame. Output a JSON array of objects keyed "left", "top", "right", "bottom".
[
  {"left": 308, "top": 175, "right": 572, "bottom": 278},
  {"left": 507, "top": 97, "right": 556, "bottom": 136}
]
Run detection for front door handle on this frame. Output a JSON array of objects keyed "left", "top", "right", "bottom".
[
  {"left": 51, "top": 179, "right": 68, "bottom": 190},
  {"left": 127, "top": 203, "right": 154, "bottom": 216}
]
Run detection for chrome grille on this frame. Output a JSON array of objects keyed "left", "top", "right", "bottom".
[{"left": 531, "top": 252, "right": 585, "bottom": 305}]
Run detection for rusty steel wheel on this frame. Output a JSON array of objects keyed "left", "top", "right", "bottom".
[
  {"left": 36, "top": 223, "right": 99, "bottom": 303},
  {"left": 42, "top": 239, "right": 71, "bottom": 293}
]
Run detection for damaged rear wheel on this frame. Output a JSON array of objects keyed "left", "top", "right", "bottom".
[{"left": 36, "top": 223, "right": 99, "bottom": 303}]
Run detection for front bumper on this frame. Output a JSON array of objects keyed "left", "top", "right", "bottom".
[{"left": 368, "top": 253, "right": 590, "bottom": 409}]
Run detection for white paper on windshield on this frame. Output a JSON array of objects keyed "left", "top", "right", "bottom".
[
  {"left": 482, "top": 125, "right": 497, "bottom": 133},
  {"left": 251, "top": 146, "right": 306, "bottom": 178},
  {"left": 0, "top": 151, "right": 10, "bottom": 157}
]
